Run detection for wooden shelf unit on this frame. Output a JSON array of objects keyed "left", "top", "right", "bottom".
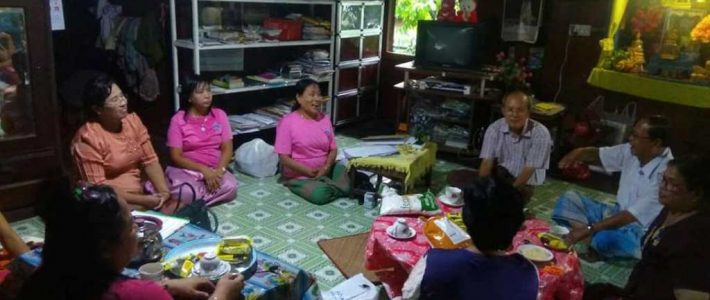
[{"left": 396, "top": 61, "right": 501, "bottom": 155}]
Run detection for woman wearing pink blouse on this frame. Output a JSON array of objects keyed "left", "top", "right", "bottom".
[
  {"left": 148, "top": 75, "right": 237, "bottom": 210},
  {"left": 274, "top": 79, "right": 350, "bottom": 205}
]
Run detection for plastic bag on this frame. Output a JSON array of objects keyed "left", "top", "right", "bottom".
[
  {"left": 234, "top": 138, "right": 278, "bottom": 177},
  {"left": 380, "top": 191, "right": 441, "bottom": 216},
  {"left": 423, "top": 215, "right": 472, "bottom": 249}
]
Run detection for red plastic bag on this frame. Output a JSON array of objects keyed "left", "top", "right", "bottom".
[
  {"left": 263, "top": 18, "right": 302, "bottom": 41},
  {"left": 561, "top": 161, "right": 591, "bottom": 181}
]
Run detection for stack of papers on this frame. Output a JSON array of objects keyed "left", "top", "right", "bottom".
[
  {"left": 361, "top": 135, "right": 416, "bottom": 146},
  {"left": 247, "top": 72, "right": 286, "bottom": 85},
  {"left": 322, "top": 274, "right": 378, "bottom": 300},
  {"left": 343, "top": 145, "right": 398, "bottom": 158}
]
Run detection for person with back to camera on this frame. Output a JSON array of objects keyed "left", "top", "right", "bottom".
[
  {"left": 19, "top": 183, "right": 244, "bottom": 300},
  {"left": 401, "top": 176, "right": 538, "bottom": 300},
  {"left": 274, "top": 79, "right": 350, "bottom": 205},
  {"left": 71, "top": 73, "right": 173, "bottom": 211},
  {"left": 145, "top": 74, "right": 237, "bottom": 212},
  {"left": 552, "top": 115, "right": 673, "bottom": 260}
]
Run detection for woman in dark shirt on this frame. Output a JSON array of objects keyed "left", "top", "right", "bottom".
[{"left": 624, "top": 155, "right": 710, "bottom": 299}]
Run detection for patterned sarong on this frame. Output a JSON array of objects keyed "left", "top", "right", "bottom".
[{"left": 283, "top": 163, "right": 351, "bottom": 205}]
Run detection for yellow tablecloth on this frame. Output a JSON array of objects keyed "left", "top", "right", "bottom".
[
  {"left": 348, "top": 143, "right": 437, "bottom": 191},
  {"left": 587, "top": 68, "right": 710, "bottom": 108}
]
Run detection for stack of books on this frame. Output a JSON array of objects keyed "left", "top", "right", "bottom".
[
  {"left": 247, "top": 72, "right": 286, "bottom": 85},
  {"left": 212, "top": 75, "right": 245, "bottom": 89},
  {"left": 228, "top": 100, "right": 295, "bottom": 134},
  {"left": 295, "top": 50, "right": 333, "bottom": 78}
]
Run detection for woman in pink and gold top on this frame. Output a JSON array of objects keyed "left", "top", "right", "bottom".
[
  {"left": 147, "top": 74, "right": 236, "bottom": 210},
  {"left": 71, "top": 73, "right": 171, "bottom": 211}
]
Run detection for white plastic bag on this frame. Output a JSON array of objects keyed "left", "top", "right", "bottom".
[
  {"left": 234, "top": 138, "right": 278, "bottom": 178},
  {"left": 380, "top": 191, "right": 441, "bottom": 216}
]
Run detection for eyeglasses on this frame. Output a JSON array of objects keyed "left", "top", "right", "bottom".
[
  {"left": 660, "top": 176, "right": 683, "bottom": 192},
  {"left": 106, "top": 94, "right": 128, "bottom": 106},
  {"left": 628, "top": 132, "right": 653, "bottom": 140}
]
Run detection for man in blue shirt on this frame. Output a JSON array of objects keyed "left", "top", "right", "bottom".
[{"left": 552, "top": 115, "right": 672, "bottom": 260}]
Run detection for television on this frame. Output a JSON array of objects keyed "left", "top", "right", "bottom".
[{"left": 414, "top": 21, "right": 486, "bottom": 71}]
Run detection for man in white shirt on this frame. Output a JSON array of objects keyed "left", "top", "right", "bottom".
[{"left": 552, "top": 115, "right": 672, "bottom": 260}]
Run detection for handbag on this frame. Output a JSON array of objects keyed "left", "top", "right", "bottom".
[{"left": 172, "top": 182, "right": 219, "bottom": 232}]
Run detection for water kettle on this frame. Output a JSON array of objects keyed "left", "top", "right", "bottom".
[{"left": 133, "top": 216, "right": 163, "bottom": 264}]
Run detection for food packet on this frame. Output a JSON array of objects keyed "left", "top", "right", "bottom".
[
  {"left": 537, "top": 232, "right": 570, "bottom": 251},
  {"left": 380, "top": 191, "right": 441, "bottom": 216},
  {"left": 423, "top": 215, "right": 472, "bottom": 249},
  {"left": 216, "top": 236, "right": 253, "bottom": 263}
]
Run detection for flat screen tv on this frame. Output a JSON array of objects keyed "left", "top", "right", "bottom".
[{"left": 414, "top": 21, "right": 485, "bottom": 71}]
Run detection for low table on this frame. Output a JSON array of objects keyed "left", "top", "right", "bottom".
[
  {"left": 364, "top": 216, "right": 585, "bottom": 299},
  {"left": 348, "top": 143, "right": 437, "bottom": 201}
]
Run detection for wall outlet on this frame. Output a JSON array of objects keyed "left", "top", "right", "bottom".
[{"left": 569, "top": 24, "right": 592, "bottom": 37}]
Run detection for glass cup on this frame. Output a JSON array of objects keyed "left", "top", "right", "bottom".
[{"left": 138, "top": 262, "right": 163, "bottom": 281}]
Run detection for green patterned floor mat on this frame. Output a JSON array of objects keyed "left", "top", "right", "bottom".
[{"left": 9, "top": 134, "right": 633, "bottom": 291}]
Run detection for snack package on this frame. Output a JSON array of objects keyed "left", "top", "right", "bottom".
[
  {"left": 423, "top": 215, "right": 472, "bottom": 249},
  {"left": 380, "top": 191, "right": 441, "bottom": 216},
  {"left": 216, "top": 236, "right": 253, "bottom": 263},
  {"left": 446, "top": 212, "right": 467, "bottom": 231},
  {"left": 537, "top": 232, "right": 570, "bottom": 251}
]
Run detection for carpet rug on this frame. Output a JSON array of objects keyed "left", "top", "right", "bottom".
[
  {"left": 317, "top": 232, "right": 379, "bottom": 283},
  {"left": 9, "top": 135, "right": 633, "bottom": 292}
]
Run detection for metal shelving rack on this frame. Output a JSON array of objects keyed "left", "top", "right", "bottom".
[
  {"left": 169, "top": 0, "right": 337, "bottom": 123},
  {"left": 332, "top": 0, "right": 384, "bottom": 126}
]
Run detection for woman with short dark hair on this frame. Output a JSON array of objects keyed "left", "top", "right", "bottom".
[
  {"left": 19, "top": 184, "right": 244, "bottom": 300},
  {"left": 585, "top": 155, "right": 710, "bottom": 300},
  {"left": 71, "top": 73, "right": 171, "bottom": 211},
  {"left": 402, "top": 176, "right": 537, "bottom": 300},
  {"left": 623, "top": 155, "right": 710, "bottom": 299}
]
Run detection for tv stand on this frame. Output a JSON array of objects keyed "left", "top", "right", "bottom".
[{"left": 394, "top": 61, "right": 502, "bottom": 156}]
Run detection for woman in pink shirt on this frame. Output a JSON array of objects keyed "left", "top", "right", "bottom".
[
  {"left": 19, "top": 184, "right": 245, "bottom": 300},
  {"left": 274, "top": 79, "right": 350, "bottom": 205},
  {"left": 72, "top": 73, "right": 172, "bottom": 211},
  {"left": 148, "top": 75, "right": 237, "bottom": 210}
]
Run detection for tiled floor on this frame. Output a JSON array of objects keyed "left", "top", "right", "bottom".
[{"left": 10, "top": 134, "right": 634, "bottom": 292}]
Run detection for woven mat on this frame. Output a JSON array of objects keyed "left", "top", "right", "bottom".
[{"left": 317, "top": 232, "right": 379, "bottom": 283}]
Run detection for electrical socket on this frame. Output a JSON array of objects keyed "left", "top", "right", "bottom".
[{"left": 569, "top": 24, "right": 592, "bottom": 37}]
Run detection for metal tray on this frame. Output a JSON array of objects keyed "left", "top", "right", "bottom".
[{"left": 163, "top": 237, "right": 257, "bottom": 280}]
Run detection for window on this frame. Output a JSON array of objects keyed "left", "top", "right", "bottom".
[{"left": 390, "top": 0, "right": 441, "bottom": 55}]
